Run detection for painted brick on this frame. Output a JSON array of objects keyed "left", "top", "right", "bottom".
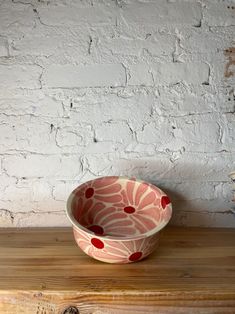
[
  {"left": 155, "top": 85, "right": 217, "bottom": 116},
  {"left": 0, "top": 37, "right": 8, "bottom": 56},
  {"left": 0, "top": 210, "right": 13, "bottom": 227},
  {"left": 0, "top": 175, "right": 17, "bottom": 195},
  {"left": 137, "top": 114, "right": 226, "bottom": 153},
  {"left": 43, "top": 64, "right": 126, "bottom": 88},
  {"left": 120, "top": 1, "right": 202, "bottom": 26},
  {"left": 52, "top": 181, "right": 79, "bottom": 202},
  {"left": 0, "top": 65, "right": 42, "bottom": 89},
  {"left": 136, "top": 120, "right": 172, "bottom": 146},
  {"left": 38, "top": 5, "right": 116, "bottom": 26},
  {"left": 106, "top": 34, "right": 175, "bottom": 58},
  {"left": 14, "top": 211, "right": 68, "bottom": 227},
  {"left": 55, "top": 124, "right": 94, "bottom": 150},
  {"left": 172, "top": 210, "right": 235, "bottom": 228},
  {"left": 10, "top": 27, "right": 89, "bottom": 58},
  {"left": 0, "top": 122, "right": 17, "bottom": 152},
  {"left": 129, "top": 63, "right": 210, "bottom": 85},
  {"left": 84, "top": 141, "right": 117, "bottom": 155},
  {"left": 0, "top": 116, "right": 60, "bottom": 154},
  {"left": 69, "top": 94, "right": 154, "bottom": 126},
  {"left": 180, "top": 27, "right": 234, "bottom": 55},
  {"left": 128, "top": 64, "right": 153, "bottom": 86},
  {"left": 3, "top": 155, "right": 82, "bottom": 178},
  {"left": 0, "top": 2, "right": 34, "bottom": 35},
  {"left": 225, "top": 113, "right": 235, "bottom": 148},
  {"left": 162, "top": 63, "right": 210, "bottom": 85},
  {"left": 11, "top": 34, "right": 63, "bottom": 57},
  {"left": 96, "top": 121, "right": 133, "bottom": 143},
  {"left": 204, "top": 1, "right": 235, "bottom": 26},
  {"left": 0, "top": 93, "right": 64, "bottom": 117},
  {"left": 171, "top": 152, "right": 235, "bottom": 182},
  {"left": 83, "top": 155, "right": 114, "bottom": 177}
]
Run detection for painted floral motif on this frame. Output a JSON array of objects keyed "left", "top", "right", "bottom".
[
  {"left": 160, "top": 196, "right": 172, "bottom": 222},
  {"left": 73, "top": 227, "right": 160, "bottom": 264},
  {"left": 73, "top": 176, "right": 122, "bottom": 203},
  {"left": 113, "top": 180, "right": 165, "bottom": 234},
  {"left": 68, "top": 176, "right": 172, "bottom": 263},
  {"left": 72, "top": 179, "right": 171, "bottom": 237}
]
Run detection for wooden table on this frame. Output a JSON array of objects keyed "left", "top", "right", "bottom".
[{"left": 0, "top": 227, "right": 235, "bottom": 313}]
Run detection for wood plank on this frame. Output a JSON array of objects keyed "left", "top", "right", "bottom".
[{"left": 0, "top": 227, "right": 235, "bottom": 313}]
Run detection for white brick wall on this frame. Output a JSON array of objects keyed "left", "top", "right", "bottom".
[
  {"left": 43, "top": 64, "right": 126, "bottom": 88},
  {"left": 0, "top": 0, "right": 235, "bottom": 227},
  {"left": 0, "top": 65, "right": 41, "bottom": 89}
]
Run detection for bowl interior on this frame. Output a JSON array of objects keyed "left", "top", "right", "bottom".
[{"left": 67, "top": 176, "right": 172, "bottom": 239}]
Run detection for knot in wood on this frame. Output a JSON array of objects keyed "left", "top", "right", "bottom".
[{"left": 63, "top": 306, "right": 79, "bottom": 314}]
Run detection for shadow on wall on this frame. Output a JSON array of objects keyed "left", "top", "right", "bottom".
[{"left": 112, "top": 157, "right": 235, "bottom": 227}]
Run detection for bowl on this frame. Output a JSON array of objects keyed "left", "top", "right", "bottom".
[{"left": 66, "top": 176, "right": 172, "bottom": 263}]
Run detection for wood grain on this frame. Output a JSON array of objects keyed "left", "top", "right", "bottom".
[{"left": 0, "top": 227, "right": 235, "bottom": 313}]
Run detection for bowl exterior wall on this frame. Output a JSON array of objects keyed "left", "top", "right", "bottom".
[{"left": 73, "top": 226, "right": 160, "bottom": 264}]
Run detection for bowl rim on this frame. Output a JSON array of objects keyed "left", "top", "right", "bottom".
[{"left": 66, "top": 176, "right": 172, "bottom": 241}]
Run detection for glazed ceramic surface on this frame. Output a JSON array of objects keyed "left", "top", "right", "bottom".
[{"left": 66, "top": 176, "right": 172, "bottom": 263}]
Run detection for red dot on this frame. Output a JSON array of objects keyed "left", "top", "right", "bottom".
[
  {"left": 91, "top": 238, "right": 104, "bottom": 249},
  {"left": 88, "top": 225, "right": 104, "bottom": 235},
  {"left": 85, "top": 187, "right": 94, "bottom": 198},
  {"left": 124, "top": 206, "right": 135, "bottom": 214},
  {"left": 129, "top": 251, "right": 142, "bottom": 262},
  {"left": 161, "top": 196, "right": 171, "bottom": 209}
]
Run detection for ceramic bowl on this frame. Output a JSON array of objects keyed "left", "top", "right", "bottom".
[{"left": 66, "top": 176, "right": 172, "bottom": 264}]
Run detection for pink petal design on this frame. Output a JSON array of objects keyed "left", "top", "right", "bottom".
[
  {"left": 126, "top": 181, "right": 135, "bottom": 204},
  {"left": 72, "top": 197, "right": 83, "bottom": 222},
  {"left": 94, "top": 194, "right": 122, "bottom": 203},
  {"left": 104, "top": 245, "right": 128, "bottom": 257},
  {"left": 154, "top": 198, "right": 161, "bottom": 206},
  {"left": 92, "top": 250, "right": 125, "bottom": 262},
  {"left": 74, "top": 228, "right": 90, "bottom": 241},
  {"left": 138, "top": 207, "right": 161, "bottom": 222},
  {"left": 87, "top": 202, "right": 105, "bottom": 225},
  {"left": 137, "top": 237, "right": 148, "bottom": 252},
  {"left": 121, "top": 189, "right": 128, "bottom": 205},
  {"left": 100, "top": 212, "right": 127, "bottom": 226},
  {"left": 161, "top": 206, "right": 172, "bottom": 221},
  {"left": 131, "top": 215, "right": 148, "bottom": 234},
  {"left": 106, "top": 227, "right": 137, "bottom": 236},
  {"left": 134, "top": 214, "right": 156, "bottom": 230},
  {"left": 112, "top": 202, "right": 126, "bottom": 208},
  {"left": 96, "top": 183, "right": 122, "bottom": 195},
  {"left": 138, "top": 191, "right": 156, "bottom": 210},
  {"left": 135, "top": 183, "right": 149, "bottom": 206},
  {"left": 148, "top": 184, "right": 162, "bottom": 198},
  {"left": 84, "top": 198, "right": 93, "bottom": 212},
  {"left": 92, "top": 177, "right": 119, "bottom": 188},
  {"left": 105, "top": 218, "right": 133, "bottom": 229},
  {"left": 79, "top": 216, "right": 89, "bottom": 228},
  {"left": 77, "top": 240, "right": 90, "bottom": 251},
  {"left": 105, "top": 239, "right": 128, "bottom": 252},
  {"left": 120, "top": 240, "right": 134, "bottom": 253},
  {"left": 94, "top": 206, "right": 116, "bottom": 224},
  {"left": 79, "top": 201, "right": 93, "bottom": 226},
  {"left": 74, "top": 184, "right": 88, "bottom": 198}
]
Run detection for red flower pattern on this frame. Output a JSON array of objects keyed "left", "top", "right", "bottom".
[
  {"left": 73, "top": 227, "right": 160, "bottom": 264},
  {"left": 68, "top": 177, "right": 172, "bottom": 263}
]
